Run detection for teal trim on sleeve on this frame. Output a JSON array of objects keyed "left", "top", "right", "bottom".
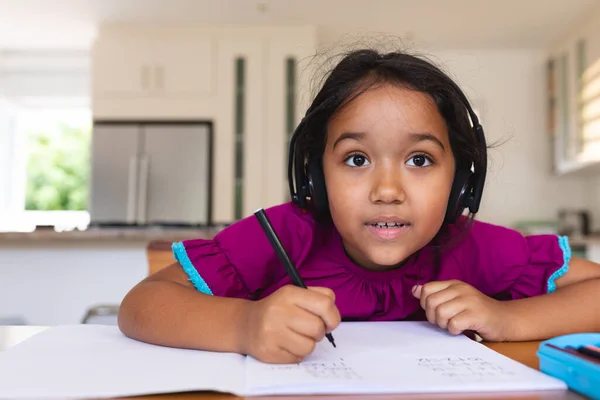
[
  {"left": 171, "top": 241, "right": 214, "bottom": 295},
  {"left": 547, "top": 235, "right": 571, "bottom": 294}
]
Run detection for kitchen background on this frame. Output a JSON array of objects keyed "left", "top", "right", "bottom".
[{"left": 1, "top": 0, "right": 600, "bottom": 326}]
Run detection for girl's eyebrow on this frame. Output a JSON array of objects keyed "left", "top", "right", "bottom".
[
  {"left": 332, "top": 132, "right": 366, "bottom": 149},
  {"left": 408, "top": 132, "right": 446, "bottom": 152},
  {"left": 332, "top": 131, "right": 446, "bottom": 152}
]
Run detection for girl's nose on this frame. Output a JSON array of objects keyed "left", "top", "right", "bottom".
[{"left": 369, "top": 166, "right": 406, "bottom": 204}]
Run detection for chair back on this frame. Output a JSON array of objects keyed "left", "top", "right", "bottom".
[{"left": 146, "top": 240, "right": 176, "bottom": 275}]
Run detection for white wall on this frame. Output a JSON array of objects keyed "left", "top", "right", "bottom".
[
  {"left": 0, "top": 50, "right": 89, "bottom": 106},
  {"left": 315, "top": 37, "right": 590, "bottom": 228},
  {"left": 585, "top": 176, "right": 600, "bottom": 232},
  {"left": 0, "top": 97, "right": 16, "bottom": 215},
  {"left": 432, "top": 49, "right": 589, "bottom": 228}
]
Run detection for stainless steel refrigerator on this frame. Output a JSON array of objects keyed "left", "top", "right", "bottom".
[{"left": 89, "top": 121, "right": 212, "bottom": 227}]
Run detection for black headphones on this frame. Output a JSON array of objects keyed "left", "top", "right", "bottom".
[{"left": 288, "top": 85, "right": 487, "bottom": 225}]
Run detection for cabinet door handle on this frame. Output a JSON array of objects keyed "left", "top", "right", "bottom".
[
  {"left": 141, "top": 65, "right": 150, "bottom": 90},
  {"left": 137, "top": 155, "right": 149, "bottom": 224},
  {"left": 127, "top": 156, "right": 139, "bottom": 223},
  {"left": 155, "top": 65, "right": 164, "bottom": 91}
]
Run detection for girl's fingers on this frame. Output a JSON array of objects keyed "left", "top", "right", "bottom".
[
  {"left": 447, "top": 310, "right": 478, "bottom": 335},
  {"left": 413, "top": 280, "right": 458, "bottom": 310},
  {"left": 423, "top": 289, "right": 461, "bottom": 324},
  {"left": 433, "top": 298, "right": 469, "bottom": 330}
]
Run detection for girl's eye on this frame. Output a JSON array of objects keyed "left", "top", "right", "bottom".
[
  {"left": 344, "top": 154, "right": 370, "bottom": 167},
  {"left": 406, "top": 154, "right": 432, "bottom": 167}
]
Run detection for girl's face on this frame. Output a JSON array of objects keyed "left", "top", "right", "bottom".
[{"left": 322, "top": 84, "right": 455, "bottom": 271}]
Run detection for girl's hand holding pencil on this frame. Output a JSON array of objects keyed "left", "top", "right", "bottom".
[{"left": 240, "top": 285, "right": 341, "bottom": 364}]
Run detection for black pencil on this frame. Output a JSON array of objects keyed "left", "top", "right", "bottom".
[
  {"left": 254, "top": 208, "right": 336, "bottom": 348},
  {"left": 577, "top": 345, "right": 600, "bottom": 361},
  {"left": 545, "top": 344, "right": 600, "bottom": 365}
]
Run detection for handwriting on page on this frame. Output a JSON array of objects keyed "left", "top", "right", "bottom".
[
  {"left": 418, "top": 357, "right": 516, "bottom": 382},
  {"left": 269, "top": 358, "right": 362, "bottom": 380},
  {"left": 304, "top": 358, "right": 362, "bottom": 380}
]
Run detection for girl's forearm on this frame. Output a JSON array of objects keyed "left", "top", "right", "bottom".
[
  {"left": 118, "top": 280, "right": 252, "bottom": 353},
  {"left": 503, "top": 278, "right": 600, "bottom": 341}
]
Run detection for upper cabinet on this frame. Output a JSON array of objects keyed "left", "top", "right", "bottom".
[
  {"left": 93, "top": 37, "right": 213, "bottom": 99},
  {"left": 92, "top": 38, "right": 154, "bottom": 97},
  {"left": 151, "top": 38, "right": 213, "bottom": 97},
  {"left": 548, "top": 3, "right": 600, "bottom": 175},
  {"left": 92, "top": 26, "right": 217, "bottom": 119}
]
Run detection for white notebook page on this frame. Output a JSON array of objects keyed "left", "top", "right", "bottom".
[
  {"left": 244, "top": 322, "right": 566, "bottom": 395},
  {"left": 0, "top": 322, "right": 566, "bottom": 399}
]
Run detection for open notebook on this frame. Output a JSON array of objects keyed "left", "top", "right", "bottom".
[{"left": 0, "top": 322, "right": 565, "bottom": 399}]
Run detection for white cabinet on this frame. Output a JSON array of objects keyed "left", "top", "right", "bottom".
[
  {"left": 262, "top": 35, "right": 318, "bottom": 212},
  {"left": 93, "top": 36, "right": 213, "bottom": 98},
  {"left": 92, "top": 29, "right": 215, "bottom": 120},
  {"left": 92, "top": 39, "right": 153, "bottom": 97},
  {"left": 153, "top": 38, "right": 213, "bottom": 97},
  {"left": 211, "top": 30, "right": 317, "bottom": 219}
]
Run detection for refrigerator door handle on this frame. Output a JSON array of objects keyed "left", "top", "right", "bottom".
[
  {"left": 126, "top": 156, "right": 139, "bottom": 223},
  {"left": 137, "top": 155, "right": 150, "bottom": 224}
]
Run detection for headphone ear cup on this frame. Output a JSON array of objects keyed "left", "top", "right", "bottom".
[
  {"left": 445, "top": 168, "right": 473, "bottom": 224},
  {"left": 307, "top": 158, "right": 329, "bottom": 220}
]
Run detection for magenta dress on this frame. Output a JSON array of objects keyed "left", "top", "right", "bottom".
[{"left": 172, "top": 202, "right": 570, "bottom": 321}]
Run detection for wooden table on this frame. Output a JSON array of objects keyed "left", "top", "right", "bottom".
[{"left": 0, "top": 326, "right": 585, "bottom": 400}]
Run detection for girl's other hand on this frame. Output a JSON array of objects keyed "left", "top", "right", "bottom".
[
  {"left": 241, "top": 285, "right": 341, "bottom": 364},
  {"left": 412, "top": 280, "right": 514, "bottom": 341}
]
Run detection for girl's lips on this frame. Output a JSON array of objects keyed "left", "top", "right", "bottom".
[
  {"left": 366, "top": 216, "right": 410, "bottom": 226},
  {"left": 366, "top": 224, "right": 410, "bottom": 240}
]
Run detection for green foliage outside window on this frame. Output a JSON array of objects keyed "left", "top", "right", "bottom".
[{"left": 25, "top": 122, "right": 91, "bottom": 211}]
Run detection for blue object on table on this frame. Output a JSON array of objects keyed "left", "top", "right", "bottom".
[{"left": 537, "top": 333, "right": 600, "bottom": 400}]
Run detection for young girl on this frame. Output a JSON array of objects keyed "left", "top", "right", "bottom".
[{"left": 118, "top": 49, "right": 600, "bottom": 364}]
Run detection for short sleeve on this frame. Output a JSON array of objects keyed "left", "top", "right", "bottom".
[
  {"left": 451, "top": 219, "right": 571, "bottom": 300},
  {"left": 171, "top": 202, "right": 317, "bottom": 300}
]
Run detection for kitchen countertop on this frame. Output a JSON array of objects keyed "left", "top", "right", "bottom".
[
  {"left": 514, "top": 230, "right": 600, "bottom": 247},
  {"left": 2, "top": 226, "right": 600, "bottom": 246},
  {"left": 0, "top": 226, "right": 223, "bottom": 242},
  {"left": 564, "top": 235, "right": 600, "bottom": 246}
]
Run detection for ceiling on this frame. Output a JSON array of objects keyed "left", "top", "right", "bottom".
[{"left": 0, "top": 0, "right": 597, "bottom": 50}]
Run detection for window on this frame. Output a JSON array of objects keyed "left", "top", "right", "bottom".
[
  {"left": 580, "top": 50, "right": 600, "bottom": 158},
  {"left": 4, "top": 108, "right": 91, "bottom": 231},
  {"left": 0, "top": 50, "right": 90, "bottom": 231},
  {"left": 576, "top": 39, "right": 586, "bottom": 154},
  {"left": 559, "top": 53, "right": 571, "bottom": 160},
  {"left": 23, "top": 108, "right": 91, "bottom": 209}
]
